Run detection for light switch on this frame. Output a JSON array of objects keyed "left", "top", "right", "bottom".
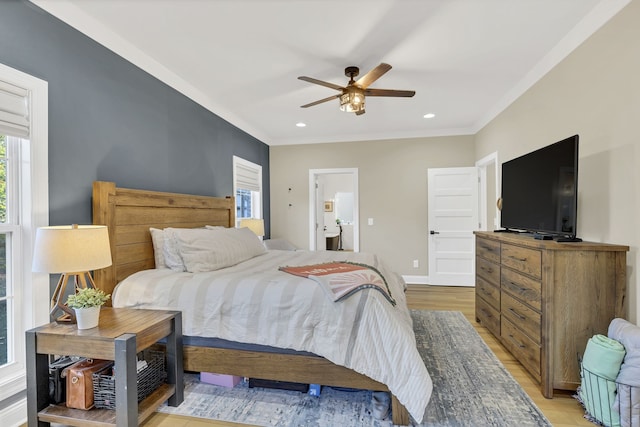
[{"left": 368, "top": 218, "right": 374, "bottom": 226}]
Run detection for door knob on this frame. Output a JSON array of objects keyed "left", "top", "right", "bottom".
[{"left": 430, "top": 230, "right": 439, "bottom": 235}]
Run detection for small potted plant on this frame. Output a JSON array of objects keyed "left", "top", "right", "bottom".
[{"left": 65, "top": 287, "right": 111, "bottom": 329}]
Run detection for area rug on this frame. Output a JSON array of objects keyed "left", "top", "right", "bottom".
[{"left": 157, "top": 310, "right": 551, "bottom": 426}]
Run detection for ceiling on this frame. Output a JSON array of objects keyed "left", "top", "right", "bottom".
[{"left": 31, "top": 0, "right": 628, "bottom": 146}]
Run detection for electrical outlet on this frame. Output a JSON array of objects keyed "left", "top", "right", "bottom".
[{"left": 413, "top": 259, "right": 419, "bottom": 268}]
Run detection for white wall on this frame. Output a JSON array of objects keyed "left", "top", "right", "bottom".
[
  {"left": 475, "top": 0, "right": 640, "bottom": 322},
  {"left": 270, "top": 136, "right": 476, "bottom": 275}
]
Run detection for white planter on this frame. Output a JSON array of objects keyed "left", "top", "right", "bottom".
[{"left": 74, "top": 306, "right": 101, "bottom": 329}]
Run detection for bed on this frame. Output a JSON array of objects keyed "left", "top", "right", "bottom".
[{"left": 92, "top": 181, "right": 431, "bottom": 425}]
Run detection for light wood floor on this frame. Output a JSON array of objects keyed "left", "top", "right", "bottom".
[{"left": 142, "top": 285, "right": 592, "bottom": 427}]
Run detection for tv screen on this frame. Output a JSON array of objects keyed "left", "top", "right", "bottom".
[{"left": 500, "top": 135, "right": 579, "bottom": 240}]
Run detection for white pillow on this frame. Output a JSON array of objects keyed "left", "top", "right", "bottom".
[
  {"left": 163, "top": 228, "right": 187, "bottom": 271},
  {"left": 161, "top": 226, "right": 227, "bottom": 271},
  {"left": 149, "top": 228, "right": 167, "bottom": 269},
  {"left": 174, "top": 227, "right": 266, "bottom": 273}
]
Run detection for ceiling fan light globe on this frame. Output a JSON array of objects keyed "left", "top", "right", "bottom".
[
  {"left": 339, "top": 93, "right": 351, "bottom": 112},
  {"left": 339, "top": 89, "right": 365, "bottom": 113}
]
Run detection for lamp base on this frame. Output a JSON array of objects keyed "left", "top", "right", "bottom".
[
  {"left": 53, "top": 311, "right": 75, "bottom": 324},
  {"left": 50, "top": 272, "right": 97, "bottom": 324}
]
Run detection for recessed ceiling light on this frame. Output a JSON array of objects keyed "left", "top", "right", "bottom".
[
  {"left": 423, "top": 113, "right": 436, "bottom": 119},
  {"left": 296, "top": 122, "right": 306, "bottom": 127}
]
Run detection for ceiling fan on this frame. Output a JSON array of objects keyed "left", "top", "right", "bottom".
[{"left": 298, "top": 63, "right": 415, "bottom": 116}]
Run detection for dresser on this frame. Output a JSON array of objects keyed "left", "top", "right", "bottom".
[{"left": 474, "top": 231, "right": 628, "bottom": 398}]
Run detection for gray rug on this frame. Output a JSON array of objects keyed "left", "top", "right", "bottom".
[{"left": 157, "top": 310, "right": 551, "bottom": 426}]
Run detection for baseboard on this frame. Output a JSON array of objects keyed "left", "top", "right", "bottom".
[
  {"left": 0, "top": 398, "right": 26, "bottom": 427},
  {"left": 402, "top": 275, "right": 476, "bottom": 287},
  {"left": 433, "top": 282, "right": 475, "bottom": 287},
  {"left": 402, "top": 275, "right": 429, "bottom": 285}
]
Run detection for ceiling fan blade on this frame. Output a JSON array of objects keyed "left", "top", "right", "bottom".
[
  {"left": 300, "top": 94, "right": 340, "bottom": 108},
  {"left": 365, "top": 88, "right": 416, "bottom": 97},
  {"left": 298, "top": 76, "right": 344, "bottom": 91},
  {"left": 355, "top": 109, "right": 366, "bottom": 116},
  {"left": 355, "top": 63, "right": 392, "bottom": 89}
]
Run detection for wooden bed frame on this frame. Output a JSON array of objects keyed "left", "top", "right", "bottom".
[{"left": 92, "top": 181, "right": 410, "bottom": 425}]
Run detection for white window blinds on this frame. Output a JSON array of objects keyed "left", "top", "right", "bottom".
[
  {"left": 234, "top": 157, "right": 261, "bottom": 192},
  {"left": 0, "top": 79, "right": 29, "bottom": 138}
]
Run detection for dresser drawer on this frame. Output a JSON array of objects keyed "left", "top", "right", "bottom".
[
  {"left": 476, "top": 256, "right": 500, "bottom": 286},
  {"left": 501, "top": 292, "right": 541, "bottom": 344},
  {"left": 501, "top": 317, "right": 541, "bottom": 379},
  {"left": 476, "top": 276, "right": 500, "bottom": 310},
  {"left": 501, "top": 267, "right": 542, "bottom": 311},
  {"left": 501, "top": 244, "right": 541, "bottom": 279},
  {"left": 476, "top": 237, "right": 500, "bottom": 264},
  {"left": 476, "top": 296, "right": 500, "bottom": 337}
]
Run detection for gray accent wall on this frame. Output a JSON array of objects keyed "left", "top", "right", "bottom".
[{"left": 0, "top": 0, "right": 270, "bottom": 233}]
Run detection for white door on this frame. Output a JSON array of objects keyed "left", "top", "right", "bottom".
[
  {"left": 315, "top": 178, "right": 326, "bottom": 250},
  {"left": 428, "top": 167, "right": 479, "bottom": 286}
]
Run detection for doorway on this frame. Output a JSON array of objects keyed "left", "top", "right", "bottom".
[
  {"left": 476, "top": 152, "right": 500, "bottom": 231},
  {"left": 308, "top": 168, "right": 359, "bottom": 252}
]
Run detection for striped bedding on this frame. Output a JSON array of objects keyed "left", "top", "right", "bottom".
[{"left": 112, "top": 249, "right": 433, "bottom": 423}]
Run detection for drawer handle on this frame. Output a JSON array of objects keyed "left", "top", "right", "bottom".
[
  {"left": 508, "top": 308, "right": 526, "bottom": 321},
  {"left": 480, "top": 308, "right": 492, "bottom": 318},
  {"left": 510, "top": 256, "right": 527, "bottom": 262},
  {"left": 513, "top": 283, "right": 528, "bottom": 293},
  {"left": 507, "top": 282, "right": 531, "bottom": 294},
  {"left": 508, "top": 334, "right": 526, "bottom": 349}
]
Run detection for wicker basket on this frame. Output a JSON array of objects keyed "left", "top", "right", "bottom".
[
  {"left": 578, "top": 362, "right": 639, "bottom": 427},
  {"left": 93, "top": 350, "right": 166, "bottom": 410}
]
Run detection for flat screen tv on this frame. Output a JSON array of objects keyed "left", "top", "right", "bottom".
[{"left": 500, "top": 134, "right": 580, "bottom": 241}]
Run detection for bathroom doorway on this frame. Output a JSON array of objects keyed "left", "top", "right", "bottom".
[{"left": 308, "top": 168, "right": 359, "bottom": 252}]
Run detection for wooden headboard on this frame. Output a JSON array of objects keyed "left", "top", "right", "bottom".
[{"left": 92, "top": 181, "right": 235, "bottom": 298}]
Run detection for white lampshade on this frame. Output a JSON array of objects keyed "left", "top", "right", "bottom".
[
  {"left": 32, "top": 225, "right": 112, "bottom": 273},
  {"left": 240, "top": 218, "right": 265, "bottom": 237}
]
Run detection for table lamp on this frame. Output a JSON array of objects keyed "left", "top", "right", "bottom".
[
  {"left": 240, "top": 218, "right": 265, "bottom": 239},
  {"left": 32, "top": 224, "right": 112, "bottom": 323}
]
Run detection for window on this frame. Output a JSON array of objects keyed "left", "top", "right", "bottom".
[
  {"left": 0, "top": 63, "right": 48, "bottom": 423},
  {"left": 233, "top": 156, "right": 262, "bottom": 226},
  {"left": 0, "top": 136, "right": 6, "bottom": 366},
  {"left": 0, "top": 133, "right": 17, "bottom": 368}
]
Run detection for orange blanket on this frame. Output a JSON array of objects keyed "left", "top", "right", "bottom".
[{"left": 279, "top": 262, "right": 396, "bottom": 306}]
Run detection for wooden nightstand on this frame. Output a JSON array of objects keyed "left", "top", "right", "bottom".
[{"left": 26, "top": 307, "right": 184, "bottom": 426}]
